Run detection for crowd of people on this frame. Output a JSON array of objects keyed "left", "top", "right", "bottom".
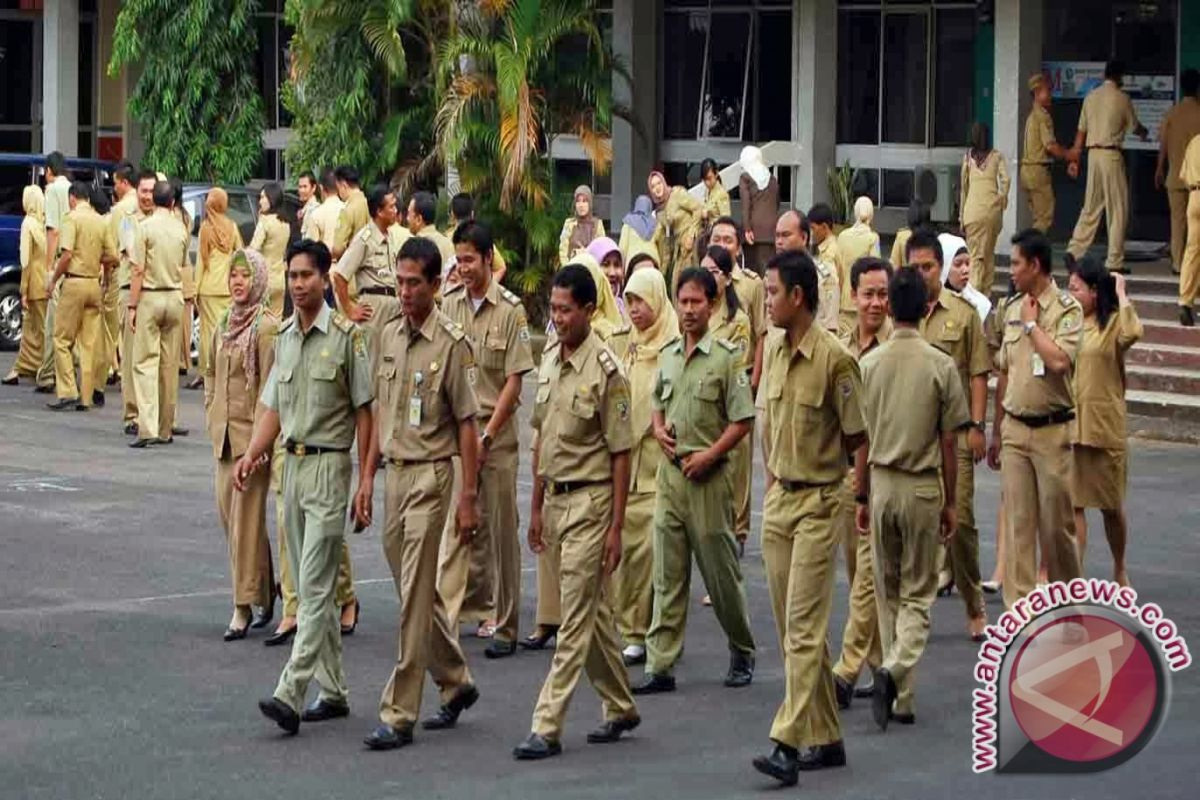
[{"left": 0, "top": 63, "right": 1166, "bottom": 785}]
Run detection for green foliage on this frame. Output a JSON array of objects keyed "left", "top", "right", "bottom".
[
  {"left": 827, "top": 160, "right": 860, "bottom": 225},
  {"left": 109, "top": 0, "right": 265, "bottom": 183}
]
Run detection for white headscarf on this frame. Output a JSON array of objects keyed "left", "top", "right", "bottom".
[
  {"left": 739, "top": 146, "right": 771, "bottom": 191},
  {"left": 938, "top": 232, "right": 991, "bottom": 322}
]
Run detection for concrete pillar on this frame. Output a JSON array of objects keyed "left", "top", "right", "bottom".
[
  {"left": 610, "top": 0, "right": 659, "bottom": 230},
  {"left": 994, "top": 0, "right": 1042, "bottom": 253},
  {"left": 42, "top": 0, "right": 80, "bottom": 155},
  {"left": 793, "top": 0, "right": 836, "bottom": 212}
]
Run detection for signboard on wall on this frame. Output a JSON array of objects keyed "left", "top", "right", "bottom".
[
  {"left": 1043, "top": 61, "right": 1105, "bottom": 99},
  {"left": 1041, "top": 62, "right": 1174, "bottom": 152}
]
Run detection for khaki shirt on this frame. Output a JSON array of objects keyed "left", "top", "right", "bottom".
[
  {"left": 109, "top": 192, "right": 140, "bottom": 288},
  {"left": 262, "top": 304, "right": 374, "bottom": 449},
  {"left": 19, "top": 216, "right": 48, "bottom": 301},
  {"left": 1022, "top": 104, "right": 1057, "bottom": 165},
  {"left": 860, "top": 329, "right": 970, "bottom": 472},
  {"left": 533, "top": 330, "right": 633, "bottom": 482},
  {"left": 960, "top": 151, "right": 1011, "bottom": 226},
  {"left": 817, "top": 234, "right": 853, "bottom": 312},
  {"left": 440, "top": 279, "right": 534, "bottom": 439},
  {"left": 249, "top": 213, "right": 291, "bottom": 268},
  {"left": 1180, "top": 134, "right": 1200, "bottom": 187},
  {"left": 996, "top": 281, "right": 1083, "bottom": 416},
  {"left": 308, "top": 196, "right": 346, "bottom": 250},
  {"left": 59, "top": 202, "right": 115, "bottom": 280},
  {"left": 131, "top": 208, "right": 188, "bottom": 290},
  {"left": 815, "top": 256, "right": 841, "bottom": 333},
  {"left": 1073, "top": 305, "right": 1143, "bottom": 449},
  {"left": 374, "top": 308, "right": 479, "bottom": 462},
  {"left": 730, "top": 266, "right": 767, "bottom": 341},
  {"left": 332, "top": 222, "right": 408, "bottom": 291},
  {"left": 757, "top": 323, "right": 865, "bottom": 484},
  {"left": 44, "top": 175, "right": 70, "bottom": 234},
  {"left": 1078, "top": 79, "right": 1140, "bottom": 148},
  {"left": 204, "top": 312, "right": 280, "bottom": 459},
  {"left": 334, "top": 189, "right": 369, "bottom": 254},
  {"left": 890, "top": 228, "right": 912, "bottom": 268},
  {"left": 1162, "top": 98, "right": 1200, "bottom": 190},
  {"left": 298, "top": 197, "right": 320, "bottom": 240},
  {"left": 839, "top": 317, "right": 893, "bottom": 360},
  {"left": 416, "top": 226, "right": 456, "bottom": 266},
  {"left": 653, "top": 332, "right": 755, "bottom": 457},
  {"left": 919, "top": 290, "right": 990, "bottom": 401},
  {"left": 710, "top": 303, "right": 753, "bottom": 369}
]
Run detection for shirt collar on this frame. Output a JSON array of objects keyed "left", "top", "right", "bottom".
[
  {"left": 562, "top": 329, "right": 599, "bottom": 372},
  {"left": 402, "top": 309, "right": 439, "bottom": 341},
  {"left": 892, "top": 327, "right": 921, "bottom": 340},
  {"left": 787, "top": 321, "right": 820, "bottom": 361},
  {"left": 52, "top": 175, "right": 69, "bottom": 187},
  {"left": 1035, "top": 278, "right": 1059, "bottom": 309},
  {"left": 312, "top": 303, "right": 332, "bottom": 334},
  {"left": 689, "top": 331, "right": 714, "bottom": 358}
]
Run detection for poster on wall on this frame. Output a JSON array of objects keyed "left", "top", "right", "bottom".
[
  {"left": 1041, "top": 62, "right": 1174, "bottom": 151},
  {"left": 1042, "top": 61, "right": 1105, "bottom": 99}
]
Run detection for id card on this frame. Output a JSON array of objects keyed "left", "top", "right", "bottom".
[
  {"left": 1031, "top": 353, "right": 1045, "bottom": 377},
  {"left": 408, "top": 395, "right": 422, "bottom": 427}
]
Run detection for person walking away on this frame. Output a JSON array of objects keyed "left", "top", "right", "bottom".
[
  {"left": 195, "top": 188, "right": 244, "bottom": 388},
  {"left": 308, "top": 167, "right": 346, "bottom": 253},
  {"left": 35, "top": 152, "right": 71, "bottom": 394},
  {"left": 890, "top": 202, "right": 929, "bottom": 268},
  {"left": 1177, "top": 132, "right": 1200, "bottom": 326},
  {"left": 2, "top": 185, "right": 48, "bottom": 386}
]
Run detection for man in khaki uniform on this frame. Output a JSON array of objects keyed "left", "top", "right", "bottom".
[
  {"left": 1179, "top": 132, "right": 1200, "bottom": 325},
  {"left": 907, "top": 229, "right": 991, "bottom": 640},
  {"left": 632, "top": 267, "right": 756, "bottom": 695},
  {"left": 808, "top": 204, "right": 853, "bottom": 334},
  {"left": 235, "top": 239, "right": 374, "bottom": 736},
  {"left": 331, "top": 184, "right": 409, "bottom": 371},
  {"left": 440, "top": 221, "right": 534, "bottom": 658},
  {"left": 115, "top": 171, "right": 155, "bottom": 434},
  {"left": 1066, "top": 61, "right": 1149, "bottom": 274},
  {"left": 513, "top": 264, "right": 639, "bottom": 760},
  {"left": 45, "top": 182, "right": 116, "bottom": 411},
  {"left": 35, "top": 152, "right": 72, "bottom": 393},
  {"left": 989, "top": 229, "right": 1083, "bottom": 608},
  {"left": 859, "top": 267, "right": 970, "bottom": 731},
  {"left": 331, "top": 165, "right": 369, "bottom": 261},
  {"left": 308, "top": 168, "right": 346, "bottom": 252},
  {"left": 832, "top": 257, "right": 892, "bottom": 710},
  {"left": 94, "top": 164, "right": 134, "bottom": 393},
  {"left": 752, "top": 250, "right": 866, "bottom": 785},
  {"left": 408, "top": 191, "right": 455, "bottom": 266},
  {"left": 127, "top": 182, "right": 189, "bottom": 446},
  {"left": 1022, "top": 74, "right": 1072, "bottom": 233},
  {"left": 1156, "top": 69, "right": 1200, "bottom": 276},
  {"left": 355, "top": 236, "right": 482, "bottom": 750},
  {"left": 775, "top": 210, "right": 839, "bottom": 334},
  {"left": 446, "top": 193, "right": 509, "bottom": 283},
  {"left": 296, "top": 170, "right": 318, "bottom": 240}
]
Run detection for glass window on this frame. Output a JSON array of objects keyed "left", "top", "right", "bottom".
[
  {"left": 933, "top": 9, "right": 975, "bottom": 147},
  {"left": 0, "top": 164, "right": 29, "bottom": 216},
  {"left": 256, "top": 17, "right": 278, "bottom": 129},
  {"left": 662, "top": 11, "right": 709, "bottom": 139},
  {"left": 753, "top": 10, "right": 793, "bottom": 141},
  {"left": 699, "top": 12, "right": 752, "bottom": 139},
  {"left": 0, "top": 20, "right": 34, "bottom": 127},
  {"left": 851, "top": 168, "right": 880, "bottom": 207},
  {"left": 837, "top": 11, "right": 881, "bottom": 145},
  {"left": 882, "top": 13, "right": 927, "bottom": 144},
  {"left": 227, "top": 190, "right": 256, "bottom": 231},
  {"left": 78, "top": 20, "right": 95, "bottom": 127}
]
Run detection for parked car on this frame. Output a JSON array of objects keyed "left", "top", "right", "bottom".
[{"left": 0, "top": 154, "right": 116, "bottom": 349}]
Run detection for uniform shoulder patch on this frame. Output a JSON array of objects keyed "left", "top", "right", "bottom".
[
  {"left": 439, "top": 316, "right": 466, "bottom": 341},
  {"left": 1059, "top": 291, "right": 1077, "bottom": 309},
  {"left": 499, "top": 286, "right": 522, "bottom": 306},
  {"left": 716, "top": 337, "right": 739, "bottom": 353},
  {"left": 443, "top": 282, "right": 465, "bottom": 296},
  {"left": 597, "top": 348, "right": 618, "bottom": 376},
  {"left": 331, "top": 311, "right": 354, "bottom": 333},
  {"left": 357, "top": 226, "right": 373, "bottom": 243},
  {"left": 279, "top": 314, "right": 296, "bottom": 332}
]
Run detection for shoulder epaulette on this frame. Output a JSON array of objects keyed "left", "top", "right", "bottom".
[
  {"left": 597, "top": 348, "right": 618, "bottom": 376},
  {"left": 499, "top": 285, "right": 522, "bottom": 306},
  {"left": 331, "top": 311, "right": 354, "bottom": 333},
  {"left": 439, "top": 316, "right": 466, "bottom": 341},
  {"left": 716, "top": 337, "right": 739, "bottom": 353},
  {"left": 1059, "top": 291, "right": 1076, "bottom": 308},
  {"left": 280, "top": 314, "right": 296, "bottom": 332},
  {"left": 357, "top": 226, "right": 373, "bottom": 243},
  {"left": 443, "top": 283, "right": 466, "bottom": 296},
  {"left": 1001, "top": 293, "right": 1025, "bottom": 311},
  {"left": 612, "top": 322, "right": 631, "bottom": 337}
]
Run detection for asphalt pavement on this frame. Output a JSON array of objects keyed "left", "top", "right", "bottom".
[{"left": 0, "top": 352, "right": 1197, "bottom": 800}]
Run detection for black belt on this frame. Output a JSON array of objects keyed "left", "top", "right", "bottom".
[
  {"left": 776, "top": 478, "right": 838, "bottom": 493},
  {"left": 545, "top": 479, "right": 606, "bottom": 496},
  {"left": 1087, "top": 145, "right": 1121, "bottom": 151},
  {"left": 284, "top": 440, "right": 350, "bottom": 457},
  {"left": 142, "top": 286, "right": 181, "bottom": 292},
  {"left": 64, "top": 273, "right": 97, "bottom": 280},
  {"left": 359, "top": 286, "right": 395, "bottom": 297},
  {"left": 120, "top": 284, "right": 131, "bottom": 291},
  {"left": 1020, "top": 161, "right": 1053, "bottom": 167},
  {"left": 385, "top": 457, "right": 446, "bottom": 468},
  {"left": 1010, "top": 409, "right": 1075, "bottom": 429},
  {"left": 1190, "top": 185, "right": 1200, "bottom": 192}
]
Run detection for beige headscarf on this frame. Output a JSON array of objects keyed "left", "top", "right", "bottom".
[
  {"left": 22, "top": 185, "right": 46, "bottom": 251},
  {"left": 568, "top": 251, "right": 623, "bottom": 334},
  {"left": 623, "top": 267, "right": 679, "bottom": 437},
  {"left": 220, "top": 249, "right": 270, "bottom": 386},
  {"left": 202, "top": 187, "right": 239, "bottom": 254},
  {"left": 568, "top": 185, "right": 598, "bottom": 255}
]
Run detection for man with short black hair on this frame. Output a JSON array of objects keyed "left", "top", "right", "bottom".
[
  {"left": 332, "top": 165, "right": 368, "bottom": 260},
  {"left": 304, "top": 167, "right": 345, "bottom": 252},
  {"left": 408, "top": 191, "right": 455, "bottom": 266},
  {"left": 297, "top": 170, "right": 318, "bottom": 239},
  {"left": 808, "top": 203, "right": 851, "bottom": 333},
  {"left": 35, "top": 151, "right": 72, "bottom": 393},
  {"left": 445, "top": 192, "right": 508, "bottom": 283}
]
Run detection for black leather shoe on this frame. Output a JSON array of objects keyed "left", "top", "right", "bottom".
[
  {"left": 513, "top": 733, "right": 562, "bottom": 760},
  {"left": 128, "top": 438, "right": 156, "bottom": 449},
  {"left": 892, "top": 711, "right": 916, "bottom": 725},
  {"left": 301, "top": 698, "right": 349, "bottom": 722},
  {"left": 631, "top": 673, "right": 676, "bottom": 695},
  {"left": 797, "top": 740, "right": 847, "bottom": 771},
  {"left": 185, "top": 376, "right": 204, "bottom": 390},
  {"left": 872, "top": 667, "right": 897, "bottom": 732},
  {"left": 724, "top": 651, "right": 754, "bottom": 688},
  {"left": 364, "top": 723, "right": 413, "bottom": 750},
  {"left": 171, "top": 426, "right": 189, "bottom": 437},
  {"left": 1182, "top": 306, "right": 1196, "bottom": 327},
  {"left": 223, "top": 624, "right": 249, "bottom": 642},
  {"left": 485, "top": 639, "right": 517, "bottom": 659},
  {"left": 264, "top": 626, "right": 296, "bottom": 647},
  {"left": 156, "top": 437, "right": 174, "bottom": 445},
  {"left": 854, "top": 679, "right": 875, "bottom": 699},
  {"left": 341, "top": 600, "right": 360, "bottom": 636},
  {"left": 752, "top": 742, "right": 800, "bottom": 786},
  {"left": 34, "top": 384, "right": 55, "bottom": 394},
  {"left": 47, "top": 397, "right": 77, "bottom": 411},
  {"left": 519, "top": 626, "right": 558, "bottom": 650},
  {"left": 834, "top": 675, "right": 853, "bottom": 710},
  {"left": 586, "top": 715, "right": 640, "bottom": 743},
  {"left": 250, "top": 604, "right": 274, "bottom": 629},
  {"left": 421, "top": 684, "right": 479, "bottom": 730},
  {"left": 92, "top": 390, "right": 105, "bottom": 407},
  {"left": 124, "top": 421, "right": 138, "bottom": 436},
  {"left": 258, "top": 697, "right": 300, "bottom": 735},
  {"left": 73, "top": 403, "right": 91, "bottom": 412}
]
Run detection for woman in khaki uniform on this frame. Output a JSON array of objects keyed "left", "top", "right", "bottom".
[
  {"left": 700, "top": 158, "right": 731, "bottom": 236},
  {"left": 617, "top": 267, "right": 680, "bottom": 665},
  {"left": 1067, "top": 259, "right": 1142, "bottom": 587},
  {"left": 558, "top": 185, "right": 606, "bottom": 266},
  {"left": 959, "top": 123, "right": 1011, "bottom": 295},
  {"left": 648, "top": 171, "right": 704, "bottom": 292},
  {"left": 3, "top": 186, "right": 48, "bottom": 385},
  {"left": 250, "top": 183, "right": 292, "bottom": 317},
  {"left": 204, "top": 248, "right": 278, "bottom": 639},
  {"left": 196, "top": 188, "right": 244, "bottom": 385}
]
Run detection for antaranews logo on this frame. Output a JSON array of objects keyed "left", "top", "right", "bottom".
[{"left": 972, "top": 579, "right": 1191, "bottom": 774}]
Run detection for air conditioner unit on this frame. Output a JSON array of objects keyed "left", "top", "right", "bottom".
[{"left": 914, "top": 165, "right": 960, "bottom": 223}]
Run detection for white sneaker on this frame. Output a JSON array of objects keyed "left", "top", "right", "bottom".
[{"left": 622, "top": 644, "right": 646, "bottom": 666}]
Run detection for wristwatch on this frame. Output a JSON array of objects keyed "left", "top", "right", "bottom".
[
  {"left": 480, "top": 431, "right": 493, "bottom": 448},
  {"left": 971, "top": 420, "right": 986, "bottom": 433},
  {"left": 1022, "top": 320, "right": 1036, "bottom": 336}
]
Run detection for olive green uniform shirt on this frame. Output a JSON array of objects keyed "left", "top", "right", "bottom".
[
  {"left": 730, "top": 266, "right": 767, "bottom": 342},
  {"left": 653, "top": 332, "right": 755, "bottom": 457},
  {"left": 332, "top": 222, "right": 408, "bottom": 291},
  {"left": 996, "top": 282, "right": 1083, "bottom": 416}
]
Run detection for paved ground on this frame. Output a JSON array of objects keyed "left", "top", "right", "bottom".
[{"left": 0, "top": 351, "right": 1197, "bottom": 800}]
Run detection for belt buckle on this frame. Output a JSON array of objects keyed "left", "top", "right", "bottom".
[{"left": 295, "top": 443, "right": 307, "bottom": 457}]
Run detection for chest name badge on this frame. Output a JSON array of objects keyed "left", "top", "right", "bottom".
[{"left": 1031, "top": 353, "right": 1045, "bottom": 377}]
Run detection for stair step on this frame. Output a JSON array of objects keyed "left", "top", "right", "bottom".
[
  {"left": 1127, "top": 343, "right": 1200, "bottom": 369},
  {"left": 1127, "top": 389, "right": 1200, "bottom": 425},
  {"left": 1127, "top": 364, "right": 1200, "bottom": 395},
  {"left": 993, "top": 267, "right": 1179, "bottom": 297},
  {"left": 1139, "top": 319, "right": 1200, "bottom": 347}
]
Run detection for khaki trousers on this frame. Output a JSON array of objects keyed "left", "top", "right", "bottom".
[
  {"left": 440, "top": 456, "right": 494, "bottom": 626},
  {"left": 267, "top": 265, "right": 285, "bottom": 318},
  {"left": 832, "top": 469, "right": 881, "bottom": 686},
  {"left": 1020, "top": 165, "right": 1055, "bottom": 234},
  {"left": 646, "top": 462, "right": 755, "bottom": 675},
  {"left": 965, "top": 211, "right": 1002, "bottom": 295},
  {"left": 13, "top": 297, "right": 47, "bottom": 377},
  {"left": 357, "top": 293, "right": 400, "bottom": 377},
  {"left": 947, "top": 437, "right": 984, "bottom": 619},
  {"left": 1000, "top": 417, "right": 1082, "bottom": 609},
  {"left": 870, "top": 467, "right": 942, "bottom": 717},
  {"left": 215, "top": 454, "right": 274, "bottom": 607},
  {"left": 53, "top": 277, "right": 101, "bottom": 404},
  {"left": 535, "top": 530, "right": 563, "bottom": 629},
  {"left": 197, "top": 294, "right": 231, "bottom": 376},
  {"left": 1067, "top": 151, "right": 1128, "bottom": 273},
  {"left": 131, "top": 290, "right": 183, "bottom": 440},
  {"left": 35, "top": 285, "right": 58, "bottom": 388},
  {"left": 761, "top": 481, "right": 842, "bottom": 749},
  {"left": 1180, "top": 190, "right": 1200, "bottom": 307},
  {"left": 273, "top": 451, "right": 351, "bottom": 712},
  {"left": 94, "top": 278, "right": 120, "bottom": 390},
  {"left": 119, "top": 289, "right": 138, "bottom": 423},
  {"left": 530, "top": 483, "right": 637, "bottom": 740},
  {"left": 1168, "top": 187, "right": 1189, "bottom": 272},
  {"left": 379, "top": 460, "right": 473, "bottom": 727},
  {"left": 614, "top": 490, "right": 654, "bottom": 647},
  {"left": 731, "top": 426, "right": 753, "bottom": 539}
]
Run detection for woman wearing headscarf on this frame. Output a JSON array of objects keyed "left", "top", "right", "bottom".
[
  {"left": 737, "top": 146, "right": 780, "bottom": 273},
  {"left": 3, "top": 186, "right": 48, "bottom": 385},
  {"left": 558, "top": 185, "right": 606, "bottom": 266},
  {"left": 1068, "top": 259, "right": 1142, "bottom": 587},
  {"left": 939, "top": 232, "right": 992, "bottom": 322},
  {"left": 587, "top": 237, "right": 627, "bottom": 320},
  {"left": 960, "top": 121, "right": 1011, "bottom": 294},
  {"left": 250, "top": 182, "right": 292, "bottom": 317},
  {"left": 616, "top": 267, "right": 680, "bottom": 666},
  {"left": 648, "top": 170, "right": 704, "bottom": 292},
  {"left": 619, "top": 194, "right": 657, "bottom": 265},
  {"left": 195, "top": 188, "right": 245, "bottom": 390},
  {"left": 203, "top": 248, "right": 278, "bottom": 640}
]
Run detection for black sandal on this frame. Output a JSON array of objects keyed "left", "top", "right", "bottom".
[{"left": 519, "top": 626, "right": 558, "bottom": 650}]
